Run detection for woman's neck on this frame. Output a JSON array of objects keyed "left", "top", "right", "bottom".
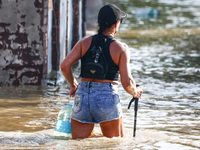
[
  {"left": 102, "top": 32, "right": 115, "bottom": 37},
  {"left": 102, "top": 28, "right": 115, "bottom": 37}
]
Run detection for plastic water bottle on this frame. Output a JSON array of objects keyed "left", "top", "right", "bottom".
[{"left": 54, "top": 102, "right": 73, "bottom": 139}]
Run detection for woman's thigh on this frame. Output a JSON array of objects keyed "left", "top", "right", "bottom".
[
  {"left": 100, "top": 117, "right": 124, "bottom": 138},
  {"left": 71, "top": 118, "right": 94, "bottom": 139}
]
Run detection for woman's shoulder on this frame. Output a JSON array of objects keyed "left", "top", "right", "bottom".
[
  {"left": 78, "top": 36, "right": 93, "bottom": 55},
  {"left": 111, "top": 40, "right": 129, "bottom": 52},
  {"left": 79, "top": 35, "right": 93, "bottom": 42}
]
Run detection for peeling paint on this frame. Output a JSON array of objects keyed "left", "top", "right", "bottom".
[
  {"left": 0, "top": 0, "right": 48, "bottom": 86},
  {"left": 0, "top": 0, "right": 86, "bottom": 86},
  {"left": 0, "top": 49, "right": 14, "bottom": 69}
]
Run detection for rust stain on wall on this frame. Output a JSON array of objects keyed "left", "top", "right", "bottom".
[{"left": 0, "top": 0, "right": 48, "bottom": 86}]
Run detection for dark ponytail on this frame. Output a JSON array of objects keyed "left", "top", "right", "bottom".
[
  {"left": 97, "top": 17, "right": 110, "bottom": 34},
  {"left": 98, "top": 23, "right": 107, "bottom": 34}
]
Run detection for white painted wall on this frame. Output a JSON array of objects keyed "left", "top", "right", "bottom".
[
  {"left": 59, "top": 0, "right": 67, "bottom": 65},
  {"left": 47, "top": 9, "right": 53, "bottom": 74}
]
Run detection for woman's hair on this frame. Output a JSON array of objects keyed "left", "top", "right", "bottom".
[
  {"left": 98, "top": 23, "right": 108, "bottom": 34},
  {"left": 98, "top": 22, "right": 116, "bottom": 35}
]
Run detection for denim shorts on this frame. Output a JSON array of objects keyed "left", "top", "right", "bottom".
[{"left": 71, "top": 81, "right": 122, "bottom": 123}]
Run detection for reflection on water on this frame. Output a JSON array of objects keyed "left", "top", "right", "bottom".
[{"left": 0, "top": 0, "right": 200, "bottom": 149}]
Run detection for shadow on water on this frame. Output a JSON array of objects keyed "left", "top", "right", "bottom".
[{"left": 0, "top": 0, "right": 200, "bottom": 149}]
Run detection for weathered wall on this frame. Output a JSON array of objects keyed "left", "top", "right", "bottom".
[
  {"left": 50, "top": 0, "right": 87, "bottom": 72},
  {"left": 0, "top": 0, "right": 87, "bottom": 86},
  {"left": 51, "top": 0, "right": 60, "bottom": 71},
  {"left": 0, "top": 0, "right": 48, "bottom": 86},
  {"left": 72, "top": 0, "right": 80, "bottom": 48}
]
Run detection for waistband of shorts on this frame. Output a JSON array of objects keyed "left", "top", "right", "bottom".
[
  {"left": 78, "top": 81, "right": 119, "bottom": 94},
  {"left": 79, "top": 81, "right": 116, "bottom": 87}
]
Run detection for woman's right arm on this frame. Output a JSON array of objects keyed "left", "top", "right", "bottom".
[
  {"left": 118, "top": 43, "right": 143, "bottom": 98},
  {"left": 60, "top": 40, "right": 82, "bottom": 97}
]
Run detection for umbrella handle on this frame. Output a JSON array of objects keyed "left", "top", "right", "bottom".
[
  {"left": 133, "top": 98, "right": 139, "bottom": 137},
  {"left": 127, "top": 84, "right": 140, "bottom": 109},
  {"left": 128, "top": 84, "right": 140, "bottom": 137}
]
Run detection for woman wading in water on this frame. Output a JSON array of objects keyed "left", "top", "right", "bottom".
[{"left": 61, "top": 4, "right": 143, "bottom": 139}]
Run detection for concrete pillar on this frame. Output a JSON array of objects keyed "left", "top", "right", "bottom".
[
  {"left": 82, "top": 0, "right": 87, "bottom": 37},
  {"left": 72, "top": 0, "right": 80, "bottom": 48},
  {"left": 51, "top": 0, "right": 60, "bottom": 71}
]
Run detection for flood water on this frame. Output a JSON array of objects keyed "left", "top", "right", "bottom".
[{"left": 1, "top": 0, "right": 200, "bottom": 149}]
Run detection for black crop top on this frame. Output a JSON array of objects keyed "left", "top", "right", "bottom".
[{"left": 80, "top": 34, "right": 119, "bottom": 81}]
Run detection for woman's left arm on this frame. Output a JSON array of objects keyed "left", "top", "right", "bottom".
[{"left": 60, "top": 40, "right": 82, "bottom": 97}]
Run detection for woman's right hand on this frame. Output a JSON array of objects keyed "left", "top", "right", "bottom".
[
  {"left": 70, "top": 85, "right": 78, "bottom": 97},
  {"left": 69, "top": 81, "right": 78, "bottom": 97}
]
